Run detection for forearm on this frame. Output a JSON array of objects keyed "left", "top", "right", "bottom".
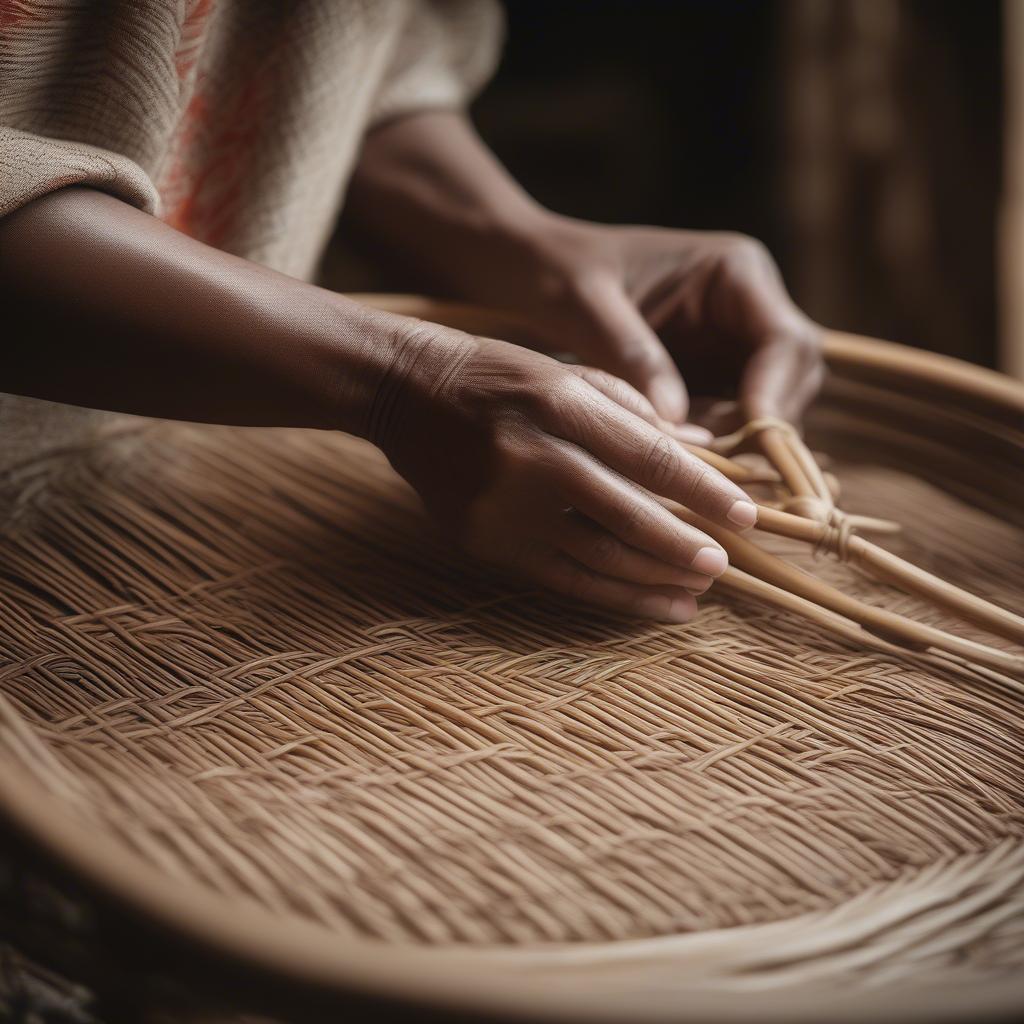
[
  {"left": 0, "top": 187, "right": 417, "bottom": 434},
  {"left": 346, "top": 110, "right": 558, "bottom": 301}
]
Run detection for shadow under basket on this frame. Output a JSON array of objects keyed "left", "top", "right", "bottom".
[{"left": 0, "top": 317, "right": 1022, "bottom": 1023}]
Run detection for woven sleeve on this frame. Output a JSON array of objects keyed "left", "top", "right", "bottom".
[
  {"left": 370, "top": 0, "right": 505, "bottom": 126},
  {"left": 0, "top": 2, "right": 177, "bottom": 220},
  {"left": 0, "top": 127, "right": 159, "bottom": 219}
]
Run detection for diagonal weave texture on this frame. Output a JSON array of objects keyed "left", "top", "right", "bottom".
[{"left": 0, "top": 417, "right": 1022, "bottom": 976}]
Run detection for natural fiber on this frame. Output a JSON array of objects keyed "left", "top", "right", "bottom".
[{"left": 1, "top": 408, "right": 1022, "bottom": 985}]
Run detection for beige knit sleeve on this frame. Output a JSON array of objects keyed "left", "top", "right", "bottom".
[
  {"left": 370, "top": 0, "right": 505, "bottom": 126},
  {"left": 0, "top": 127, "right": 159, "bottom": 219},
  {"left": 0, "top": 3, "right": 171, "bottom": 220}
]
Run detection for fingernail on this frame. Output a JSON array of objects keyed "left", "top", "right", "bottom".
[
  {"left": 727, "top": 499, "right": 758, "bottom": 529},
  {"left": 691, "top": 546, "right": 728, "bottom": 576},
  {"left": 637, "top": 594, "right": 696, "bottom": 623}
]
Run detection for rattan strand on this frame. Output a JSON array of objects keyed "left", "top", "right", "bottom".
[{"left": 0, "top": 416, "right": 1021, "bottom": 976}]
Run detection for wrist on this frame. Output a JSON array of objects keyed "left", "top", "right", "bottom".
[
  {"left": 425, "top": 196, "right": 563, "bottom": 292},
  {"left": 442, "top": 208, "right": 602, "bottom": 307},
  {"left": 347, "top": 111, "right": 570, "bottom": 299},
  {"left": 352, "top": 307, "right": 475, "bottom": 464}
]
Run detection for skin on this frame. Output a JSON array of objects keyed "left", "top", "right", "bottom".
[
  {"left": 346, "top": 111, "right": 824, "bottom": 431},
  {"left": 1, "top": 110, "right": 823, "bottom": 624}
]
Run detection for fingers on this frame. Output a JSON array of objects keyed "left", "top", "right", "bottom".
[
  {"left": 554, "top": 442, "right": 731, "bottom": 573},
  {"left": 570, "top": 280, "right": 690, "bottom": 423},
  {"left": 782, "top": 336, "right": 826, "bottom": 421},
  {"left": 529, "top": 550, "right": 699, "bottom": 623},
  {"left": 558, "top": 514, "right": 714, "bottom": 592},
  {"left": 703, "top": 236, "right": 825, "bottom": 423},
  {"left": 548, "top": 378, "right": 758, "bottom": 530},
  {"left": 567, "top": 364, "right": 713, "bottom": 445},
  {"left": 739, "top": 330, "right": 824, "bottom": 422}
]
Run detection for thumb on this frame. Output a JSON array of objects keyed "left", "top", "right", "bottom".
[{"left": 571, "top": 280, "right": 689, "bottom": 423}]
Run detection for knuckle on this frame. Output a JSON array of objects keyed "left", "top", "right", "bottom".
[
  {"left": 679, "top": 461, "right": 712, "bottom": 506},
  {"left": 715, "top": 235, "right": 778, "bottom": 286},
  {"left": 721, "top": 232, "right": 772, "bottom": 263},
  {"left": 565, "top": 363, "right": 592, "bottom": 383},
  {"left": 491, "top": 431, "right": 528, "bottom": 474},
  {"left": 609, "top": 374, "right": 652, "bottom": 413},
  {"left": 587, "top": 366, "right": 653, "bottom": 415},
  {"left": 579, "top": 365, "right": 617, "bottom": 392},
  {"left": 491, "top": 426, "right": 556, "bottom": 487},
  {"left": 546, "top": 374, "right": 589, "bottom": 415},
  {"left": 550, "top": 378, "right": 598, "bottom": 436},
  {"left": 638, "top": 434, "right": 681, "bottom": 492}
]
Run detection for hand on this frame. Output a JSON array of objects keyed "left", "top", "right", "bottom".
[
  {"left": 346, "top": 112, "right": 821, "bottom": 432},
  {"left": 479, "top": 218, "right": 824, "bottom": 431},
  {"left": 369, "top": 321, "right": 760, "bottom": 622}
]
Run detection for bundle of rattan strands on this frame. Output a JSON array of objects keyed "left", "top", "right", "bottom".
[{"left": 0, "top": 301, "right": 1022, "bottom": 1022}]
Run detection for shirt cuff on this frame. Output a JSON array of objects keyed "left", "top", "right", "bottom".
[{"left": 0, "top": 126, "right": 159, "bottom": 219}]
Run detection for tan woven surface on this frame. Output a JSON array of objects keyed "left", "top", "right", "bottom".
[{"left": 0, "top": 412, "right": 1021, "bottom": 979}]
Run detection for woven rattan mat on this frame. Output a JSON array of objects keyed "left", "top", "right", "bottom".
[{"left": 0, "top": 421, "right": 1022, "bottom": 974}]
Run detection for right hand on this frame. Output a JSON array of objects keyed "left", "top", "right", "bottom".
[{"left": 369, "top": 323, "right": 760, "bottom": 623}]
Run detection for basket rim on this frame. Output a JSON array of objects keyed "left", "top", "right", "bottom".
[
  {"left": 1, "top": 327, "right": 1023, "bottom": 1022},
  {"left": 822, "top": 329, "right": 1024, "bottom": 417},
  {"left": 3, "top": 742, "right": 1023, "bottom": 1023}
]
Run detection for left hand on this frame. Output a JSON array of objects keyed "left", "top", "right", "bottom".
[{"left": 483, "top": 218, "right": 824, "bottom": 431}]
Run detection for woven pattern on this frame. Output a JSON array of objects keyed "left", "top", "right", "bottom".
[{"left": 0, "top": 419, "right": 1022, "bottom": 959}]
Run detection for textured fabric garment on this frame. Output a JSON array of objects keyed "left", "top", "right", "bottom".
[{"left": 0, "top": 0, "right": 503, "bottom": 468}]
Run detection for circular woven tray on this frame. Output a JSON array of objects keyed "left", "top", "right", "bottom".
[{"left": 0, "top": 323, "right": 1022, "bottom": 1022}]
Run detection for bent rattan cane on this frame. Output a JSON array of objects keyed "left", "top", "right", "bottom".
[{"left": 0, "top": 304, "right": 1022, "bottom": 1022}]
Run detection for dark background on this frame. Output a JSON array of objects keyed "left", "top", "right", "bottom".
[
  {"left": 475, "top": 1, "right": 778, "bottom": 238},
  {"left": 470, "top": 0, "right": 1004, "bottom": 367}
]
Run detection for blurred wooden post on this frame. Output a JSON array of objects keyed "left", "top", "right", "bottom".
[
  {"left": 1001, "top": 0, "right": 1024, "bottom": 379},
  {"left": 783, "top": 1, "right": 1001, "bottom": 370}
]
